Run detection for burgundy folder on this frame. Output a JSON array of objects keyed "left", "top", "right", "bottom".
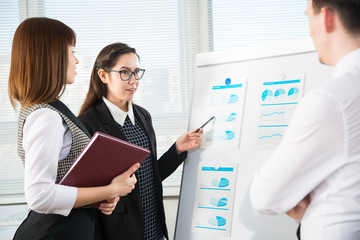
[{"left": 59, "top": 131, "right": 150, "bottom": 187}]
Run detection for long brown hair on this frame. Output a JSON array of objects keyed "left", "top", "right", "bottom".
[
  {"left": 79, "top": 42, "right": 139, "bottom": 114},
  {"left": 8, "top": 17, "right": 76, "bottom": 109}
]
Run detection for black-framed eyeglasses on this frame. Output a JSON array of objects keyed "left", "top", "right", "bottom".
[{"left": 104, "top": 68, "right": 145, "bottom": 81}]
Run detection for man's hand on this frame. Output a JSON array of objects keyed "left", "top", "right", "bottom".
[{"left": 286, "top": 195, "right": 311, "bottom": 220}]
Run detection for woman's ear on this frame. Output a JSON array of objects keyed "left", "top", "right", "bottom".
[{"left": 98, "top": 69, "right": 108, "bottom": 84}]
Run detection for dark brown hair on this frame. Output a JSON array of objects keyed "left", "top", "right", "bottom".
[
  {"left": 312, "top": 0, "right": 360, "bottom": 34},
  {"left": 79, "top": 42, "right": 139, "bottom": 114},
  {"left": 8, "top": 17, "right": 76, "bottom": 109}
]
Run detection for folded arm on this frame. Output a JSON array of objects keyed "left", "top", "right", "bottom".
[{"left": 250, "top": 90, "right": 344, "bottom": 215}]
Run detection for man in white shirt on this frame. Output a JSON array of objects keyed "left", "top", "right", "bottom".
[{"left": 250, "top": 0, "right": 360, "bottom": 239}]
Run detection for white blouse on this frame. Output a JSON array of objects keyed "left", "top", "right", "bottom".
[
  {"left": 23, "top": 108, "right": 77, "bottom": 216},
  {"left": 250, "top": 49, "right": 360, "bottom": 240},
  {"left": 102, "top": 96, "right": 135, "bottom": 126}
]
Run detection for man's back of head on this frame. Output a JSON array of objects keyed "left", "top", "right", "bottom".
[
  {"left": 312, "top": 0, "right": 360, "bottom": 36},
  {"left": 307, "top": 0, "right": 360, "bottom": 66}
]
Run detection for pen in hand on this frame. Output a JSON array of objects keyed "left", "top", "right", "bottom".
[{"left": 195, "top": 116, "right": 215, "bottom": 133}]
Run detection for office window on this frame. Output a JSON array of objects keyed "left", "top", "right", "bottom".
[
  {"left": 209, "top": 0, "right": 309, "bottom": 50},
  {"left": 0, "top": 0, "right": 311, "bottom": 203},
  {"left": 0, "top": 0, "right": 198, "bottom": 203},
  {"left": 0, "top": 1, "right": 27, "bottom": 203}
]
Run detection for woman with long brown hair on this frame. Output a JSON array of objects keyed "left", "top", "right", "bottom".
[{"left": 9, "top": 18, "right": 139, "bottom": 240}]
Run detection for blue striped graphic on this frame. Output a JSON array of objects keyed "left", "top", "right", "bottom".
[
  {"left": 212, "top": 84, "right": 242, "bottom": 90},
  {"left": 195, "top": 226, "right": 226, "bottom": 231},
  {"left": 263, "top": 79, "right": 300, "bottom": 85},
  {"left": 202, "top": 167, "right": 234, "bottom": 172},
  {"left": 261, "top": 102, "right": 298, "bottom": 106}
]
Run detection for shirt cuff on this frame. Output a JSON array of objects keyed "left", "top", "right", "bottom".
[{"left": 49, "top": 185, "right": 77, "bottom": 216}]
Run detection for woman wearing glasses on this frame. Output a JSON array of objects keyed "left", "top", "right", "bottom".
[{"left": 78, "top": 42, "right": 202, "bottom": 240}]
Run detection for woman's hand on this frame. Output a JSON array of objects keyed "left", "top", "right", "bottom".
[
  {"left": 286, "top": 195, "right": 310, "bottom": 221},
  {"left": 175, "top": 128, "right": 203, "bottom": 154},
  {"left": 109, "top": 163, "right": 139, "bottom": 198},
  {"left": 99, "top": 196, "right": 119, "bottom": 215},
  {"left": 75, "top": 163, "right": 140, "bottom": 208}
]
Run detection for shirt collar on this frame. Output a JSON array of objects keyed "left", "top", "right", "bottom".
[
  {"left": 334, "top": 48, "right": 360, "bottom": 79},
  {"left": 102, "top": 96, "right": 135, "bottom": 126}
]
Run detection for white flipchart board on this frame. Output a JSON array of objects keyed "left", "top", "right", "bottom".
[{"left": 174, "top": 38, "right": 333, "bottom": 240}]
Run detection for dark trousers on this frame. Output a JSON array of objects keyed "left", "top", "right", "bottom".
[
  {"left": 296, "top": 224, "right": 301, "bottom": 240},
  {"left": 13, "top": 208, "right": 96, "bottom": 240}
]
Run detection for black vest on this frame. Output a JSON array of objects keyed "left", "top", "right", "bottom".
[
  {"left": 17, "top": 100, "right": 90, "bottom": 182},
  {"left": 14, "top": 100, "right": 96, "bottom": 240}
]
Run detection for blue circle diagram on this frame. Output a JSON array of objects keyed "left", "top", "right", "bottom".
[
  {"left": 208, "top": 216, "right": 226, "bottom": 227},
  {"left": 288, "top": 87, "right": 300, "bottom": 100},
  {"left": 261, "top": 89, "right": 273, "bottom": 102},
  {"left": 274, "top": 88, "right": 286, "bottom": 101},
  {"left": 225, "top": 78, "right": 231, "bottom": 85},
  {"left": 210, "top": 197, "right": 228, "bottom": 207},
  {"left": 211, "top": 177, "right": 230, "bottom": 188},
  {"left": 217, "top": 131, "right": 235, "bottom": 140},
  {"left": 226, "top": 113, "right": 237, "bottom": 122},
  {"left": 228, "top": 94, "right": 239, "bottom": 104}
]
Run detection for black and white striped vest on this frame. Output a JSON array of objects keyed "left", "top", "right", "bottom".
[{"left": 17, "top": 100, "right": 90, "bottom": 183}]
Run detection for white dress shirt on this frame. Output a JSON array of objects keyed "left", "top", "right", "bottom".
[
  {"left": 250, "top": 49, "right": 360, "bottom": 240},
  {"left": 102, "top": 96, "right": 135, "bottom": 126},
  {"left": 23, "top": 107, "right": 77, "bottom": 216}
]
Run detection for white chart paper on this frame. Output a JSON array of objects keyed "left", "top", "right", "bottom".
[
  {"left": 254, "top": 74, "right": 305, "bottom": 149},
  {"left": 202, "top": 77, "right": 247, "bottom": 149},
  {"left": 192, "top": 162, "right": 238, "bottom": 237}
]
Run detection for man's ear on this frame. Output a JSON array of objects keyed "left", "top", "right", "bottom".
[
  {"left": 98, "top": 69, "right": 108, "bottom": 84},
  {"left": 322, "top": 7, "right": 336, "bottom": 33}
]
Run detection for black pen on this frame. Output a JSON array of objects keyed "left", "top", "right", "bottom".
[{"left": 195, "top": 116, "right": 215, "bottom": 133}]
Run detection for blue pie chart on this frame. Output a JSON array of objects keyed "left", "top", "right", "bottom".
[
  {"left": 211, "top": 178, "right": 229, "bottom": 188},
  {"left": 288, "top": 87, "right": 300, "bottom": 100},
  {"left": 226, "top": 113, "right": 237, "bottom": 122},
  {"left": 261, "top": 89, "right": 273, "bottom": 102},
  {"left": 225, "top": 131, "right": 235, "bottom": 140},
  {"left": 210, "top": 197, "right": 228, "bottom": 207},
  {"left": 208, "top": 216, "right": 226, "bottom": 227},
  {"left": 217, "top": 130, "right": 235, "bottom": 140},
  {"left": 228, "top": 94, "right": 239, "bottom": 104},
  {"left": 274, "top": 88, "right": 286, "bottom": 101}
]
